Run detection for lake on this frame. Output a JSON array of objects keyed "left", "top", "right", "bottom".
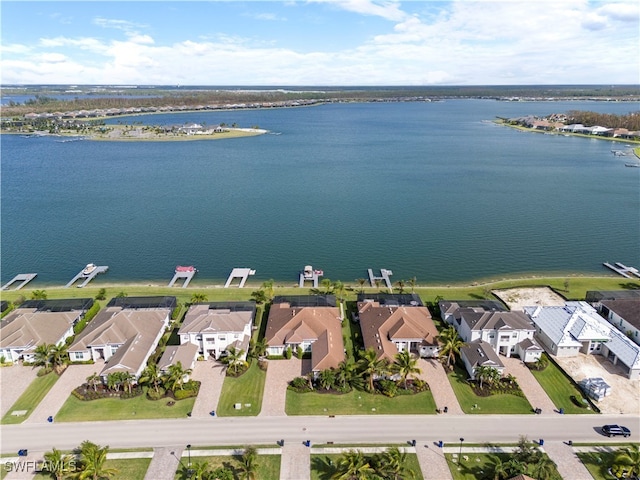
[{"left": 2, "top": 99, "right": 638, "bottom": 286}]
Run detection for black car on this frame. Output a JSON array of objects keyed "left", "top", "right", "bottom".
[{"left": 602, "top": 424, "right": 631, "bottom": 437}]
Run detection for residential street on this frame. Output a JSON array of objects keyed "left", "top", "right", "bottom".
[{"left": 2, "top": 413, "right": 638, "bottom": 454}]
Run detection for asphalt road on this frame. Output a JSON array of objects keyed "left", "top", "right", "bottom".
[{"left": 2, "top": 414, "right": 638, "bottom": 453}]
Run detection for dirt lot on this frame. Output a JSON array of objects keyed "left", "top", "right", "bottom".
[
  {"left": 553, "top": 353, "right": 640, "bottom": 414},
  {"left": 493, "top": 287, "right": 639, "bottom": 414},
  {"left": 492, "top": 286, "right": 566, "bottom": 311}
]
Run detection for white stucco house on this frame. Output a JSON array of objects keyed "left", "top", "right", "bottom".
[
  {"left": 597, "top": 299, "right": 640, "bottom": 346},
  {"left": 178, "top": 302, "right": 255, "bottom": 360},
  {"left": 440, "top": 300, "right": 543, "bottom": 363},
  {"left": 460, "top": 340, "right": 505, "bottom": 380}
]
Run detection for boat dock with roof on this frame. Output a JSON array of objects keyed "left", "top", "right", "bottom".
[
  {"left": 603, "top": 262, "right": 640, "bottom": 279},
  {"left": 224, "top": 268, "right": 256, "bottom": 288},
  {"left": 299, "top": 265, "right": 323, "bottom": 288},
  {"left": 368, "top": 268, "right": 393, "bottom": 290},
  {"left": 1, "top": 273, "right": 37, "bottom": 291},
  {"left": 168, "top": 266, "right": 197, "bottom": 288},
  {"left": 65, "top": 264, "right": 109, "bottom": 288}
]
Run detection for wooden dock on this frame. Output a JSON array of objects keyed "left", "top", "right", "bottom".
[
  {"left": 603, "top": 262, "right": 640, "bottom": 279},
  {"left": 224, "top": 268, "right": 256, "bottom": 288},
  {"left": 168, "top": 270, "right": 196, "bottom": 288},
  {"left": 368, "top": 268, "right": 393, "bottom": 291},
  {"left": 299, "top": 269, "right": 323, "bottom": 288},
  {"left": 1, "top": 273, "right": 37, "bottom": 291},
  {"left": 65, "top": 266, "right": 108, "bottom": 288}
]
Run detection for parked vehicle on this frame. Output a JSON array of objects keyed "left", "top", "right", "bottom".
[{"left": 602, "top": 424, "right": 631, "bottom": 437}]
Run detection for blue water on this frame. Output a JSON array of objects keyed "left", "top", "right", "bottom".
[{"left": 2, "top": 100, "right": 639, "bottom": 286}]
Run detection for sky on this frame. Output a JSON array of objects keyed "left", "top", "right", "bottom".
[{"left": 1, "top": 0, "right": 639, "bottom": 86}]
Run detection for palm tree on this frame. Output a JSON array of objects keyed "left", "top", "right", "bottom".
[
  {"left": 33, "top": 343, "right": 54, "bottom": 370},
  {"left": 475, "top": 365, "right": 493, "bottom": 390},
  {"left": 31, "top": 289, "right": 47, "bottom": 300},
  {"left": 220, "top": 346, "right": 247, "bottom": 376},
  {"left": 394, "top": 280, "right": 406, "bottom": 293},
  {"left": 392, "top": 350, "right": 421, "bottom": 390},
  {"left": 438, "top": 326, "right": 464, "bottom": 368},
  {"left": 356, "top": 278, "right": 366, "bottom": 294},
  {"left": 333, "top": 281, "right": 345, "bottom": 301},
  {"left": 50, "top": 343, "right": 68, "bottom": 374},
  {"left": 612, "top": 444, "right": 640, "bottom": 479},
  {"left": 262, "top": 279, "right": 275, "bottom": 300},
  {"left": 77, "top": 441, "right": 117, "bottom": 480},
  {"left": 490, "top": 455, "right": 509, "bottom": 480},
  {"left": 379, "top": 447, "right": 413, "bottom": 479},
  {"left": 357, "top": 348, "right": 387, "bottom": 392},
  {"left": 189, "top": 460, "right": 210, "bottom": 480},
  {"left": 318, "top": 368, "right": 336, "bottom": 390},
  {"left": 321, "top": 278, "right": 334, "bottom": 294},
  {"left": 408, "top": 276, "right": 417, "bottom": 293},
  {"left": 139, "top": 363, "right": 162, "bottom": 394},
  {"left": 86, "top": 372, "right": 101, "bottom": 392},
  {"left": 530, "top": 455, "right": 557, "bottom": 480},
  {"left": 331, "top": 450, "right": 375, "bottom": 480},
  {"left": 190, "top": 293, "right": 208, "bottom": 304},
  {"left": 237, "top": 446, "right": 258, "bottom": 480},
  {"left": 163, "top": 361, "right": 192, "bottom": 391},
  {"left": 250, "top": 337, "right": 268, "bottom": 359},
  {"left": 336, "top": 357, "right": 358, "bottom": 390},
  {"left": 120, "top": 372, "right": 135, "bottom": 394},
  {"left": 43, "top": 447, "right": 75, "bottom": 480},
  {"left": 106, "top": 372, "right": 124, "bottom": 392}
]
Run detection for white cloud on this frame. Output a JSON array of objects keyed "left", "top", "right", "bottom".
[{"left": 311, "top": 0, "right": 408, "bottom": 22}]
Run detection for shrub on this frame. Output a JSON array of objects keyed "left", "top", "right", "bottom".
[
  {"left": 174, "top": 388, "right": 197, "bottom": 400},
  {"left": 289, "top": 376, "right": 312, "bottom": 393},
  {"left": 146, "top": 387, "right": 166, "bottom": 401},
  {"left": 570, "top": 395, "right": 589, "bottom": 408},
  {"left": 120, "top": 387, "right": 143, "bottom": 400},
  {"left": 412, "top": 378, "right": 429, "bottom": 392},
  {"left": 378, "top": 379, "right": 398, "bottom": 398},
  {"left": 284, "top": 347, "right": 292, "bottom": 359},
  {"left": 37, "top": 367, "right": 53, "bottom": 377}
]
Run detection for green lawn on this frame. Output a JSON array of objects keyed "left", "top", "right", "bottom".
[
  {"left": 216, "top": 361, "right": 266, "bottom": 416},
  {"left": 54, "top": 390, "right": 196, "bottom": 422},
  {"left": 286, "top": 389, "right": 437, "bottom": 415},
  {"left": 1, "top": 276, "right": 634, "bottom": 307},
  {"left": 447, "top": 366, "right": 533, "bottom": 414},
  {"left": 529, "top": 354, "right": 596, "bottom": 414},
  {"left": 445, "top": 452, "right": 562, "bottom": 480},
  {"left": 310, "top": 452, "right": 423, "bottom": 480},
  {"left": 577, "top": 451, "right": 618, "bottom": 480},
  {"left": 32, "top": 458, "right": 152, "bottom": 480},
  {"left": 173, "top": 454, "right": 280, "bottom": 480},
  {"left": 1, "top": 372, "right": 59, "bottom": 424}
]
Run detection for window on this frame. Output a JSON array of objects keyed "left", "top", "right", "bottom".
[
  {"left": 205, "top": 337, "right": 215, "bottom": 343},
  {"left": 196, "top": 335, "right": 202, "bottom": 340},
  {"left": 73, "top": 352, "right": 84, "bottom": 360},
  {"left": 219, "top": 336, "right": 226, "bottom": 342}
]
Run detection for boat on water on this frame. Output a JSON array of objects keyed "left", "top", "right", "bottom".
[
  {"left": 82, "top": 263, "right": 97, "bottom": 275},
  {"left": 303, "top": 265, "right": 324, "bottom": 278},
  {"left": 625, "top": 163, "right": 640, "bottom": 168},
  {"left": 175, "top": 265, "right": 196, "bottom": 273}
]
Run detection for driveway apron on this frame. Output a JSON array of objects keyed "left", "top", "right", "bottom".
[
  {"left": 24, "top": 362, "right": 101, "bottom": 424},
  {"left": 190, "top": 360, "right": 226, "bottom": 418},
  {"left": 279, "top": 442, "right": 310, "bottom": 480},
  {"left": 417, "top": 359, "right": 463, "bottom": 415},
  {"left": 260, "top": 358, "right": 306, "bottom": 417},
  {"left": 543, "top": 441, "right": 594, "bottom": 480},
  {"left": 415, "top": 443, "right": 454, "bottom": 480},
  {"left": 144, "top": 446, "right": 183, "bottom": 480},
  {"left": 0, "top": 365, "right": 39, "bottom": 418},
  {"left": 502, "top": 356, "right": 557, "bottom": 415}
]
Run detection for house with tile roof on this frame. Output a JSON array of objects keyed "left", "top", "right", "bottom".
[
  {"left": 178, "top": 302, "right": 255, "bottom": 360},
  {"left": 357, "top": 294, "right": 439, "bottom": 360},
  {"left": 68, "top": 296, "right": 176, "bottom": 381},
  {"left": 158, "top": 342, "right": 199, "bottom": 375},
  {"left": 524, "top": 301, "right": 640, "bottom": 380},
  {"left": 440, "top": 300, "right": 542, "bottom": 362},
  {"left": 0, "top": 299, "right": 94, "bottom": 363},
  {"left": 265, "top": 295, "right": 344, "bottom": 373}
]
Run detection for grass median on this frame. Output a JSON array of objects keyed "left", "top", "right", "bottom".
[{"left": 1, "top": 372, "right": 59, "bottom": 425}]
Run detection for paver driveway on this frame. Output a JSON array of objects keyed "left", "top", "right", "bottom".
[
  {"left": 25, "top": 362, "right": 101, "bottom": 424},
  {"left": 0, "top": 365, "right": 39, "bottom": 418},
  {"left": 260, "top": 358, "right": 308, "bottom": 416},
  {"left": 417, "top": 359, "right": 463, "bottom": 415},
  {"left": 190, "top": 360, "right": 226, "bottom": 418},
  {"left": 501, "top": 356, "right": 556, "bottom": 415}
]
